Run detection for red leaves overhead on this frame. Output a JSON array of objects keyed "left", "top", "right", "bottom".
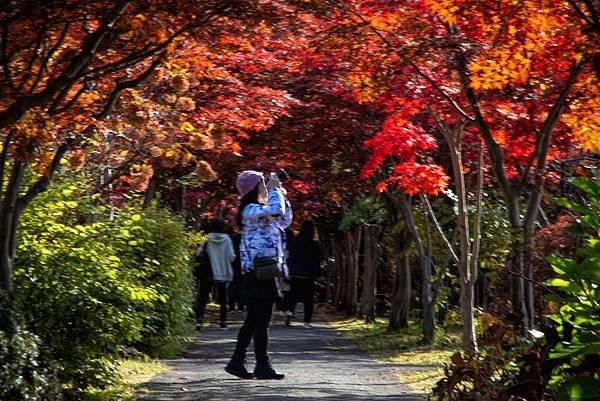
[{"left": 361, "top": 106, "right": 449, "bottom": 196}]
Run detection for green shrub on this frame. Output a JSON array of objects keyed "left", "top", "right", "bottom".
[
  {"left": 14, "top": 184, "right": 155, "bottom": 396},
  {"left": 547, "top": 173, "right": 600, "bottom": 398},
  {"left": 0, "top": 292, "right": 62, "bottom": 401},
  {"left": 13, "top": 178, "right": 194, "bottom": 396},
  {"left": 111, "top": 207, "right": 195, "bottom": 357}
]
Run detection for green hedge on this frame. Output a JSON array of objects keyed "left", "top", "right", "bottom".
[
  {"left": 0, "top": 292, "right": 62, "bottom": 401},
  {"left": 112, "top": 207, "right": 194, "bottom": 357},
  {"left": 11, "top": 179, "right": 194, "bottom": 398}
]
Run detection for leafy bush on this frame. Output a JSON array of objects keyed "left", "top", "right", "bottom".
[
  {"left": 431, "top": 174, "right": 600, "bottom": 401},
  {"left": 12, "top": 178, "right": 194, "bottom": 397},
  {"left": 111, "top": 207, "right": 195, "bottom": 357},
  {"left": 547, "top": 173, "right": 600, "bottom": 399},
  {"left": 0, "top": 292, "right": 62, "bottom": 401}
]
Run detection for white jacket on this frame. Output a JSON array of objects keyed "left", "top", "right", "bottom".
[{"left": 205, "top": 233, "right": 235, "bottom": 282}]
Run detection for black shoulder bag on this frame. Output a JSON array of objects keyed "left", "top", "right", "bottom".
[{"left": 243, "top": 236, "right": 281, "bottom": 281}]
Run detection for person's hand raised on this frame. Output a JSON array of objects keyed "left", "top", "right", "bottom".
[{"left": 266, "top": 174, "right": 280, "bottom": 189}]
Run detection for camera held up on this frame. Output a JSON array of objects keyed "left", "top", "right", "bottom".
[{"left": 274, "top": 168, "right": 289, "bottom": 182}]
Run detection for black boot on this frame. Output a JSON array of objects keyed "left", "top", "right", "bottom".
[
  {"left": 254, "top": 356, "right": 285, "bottom": 380},
  {"left": 225, "top": 353, "right": 252, "bottom": 379}
]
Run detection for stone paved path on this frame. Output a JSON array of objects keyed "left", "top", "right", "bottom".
[{"left": 138, "top": 310, "right": 424, "bottom": 401}]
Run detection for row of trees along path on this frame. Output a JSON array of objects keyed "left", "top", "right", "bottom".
[{"left": 1, "top": 1, "right": 598, "bottom": 399}]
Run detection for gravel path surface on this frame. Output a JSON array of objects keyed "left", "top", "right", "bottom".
[{"left": 137, "top": 310, "right": 424, "bottom": 401}]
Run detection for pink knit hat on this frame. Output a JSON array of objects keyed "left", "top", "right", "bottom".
[{"left": 236, "top": 170, "right": 264, "bottom": 197}]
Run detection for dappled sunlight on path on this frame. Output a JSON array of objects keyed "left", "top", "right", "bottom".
[{"left": 137, "top": 309, "right": 423, "bottom": 401}]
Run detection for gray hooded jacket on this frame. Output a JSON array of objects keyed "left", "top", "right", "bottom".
[{"left": 205, "top": 232, "right": 235, "bottom": 282}]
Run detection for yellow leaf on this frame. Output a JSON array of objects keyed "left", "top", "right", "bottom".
[
  {"left": 183, "top": 152, "right": 194, "bottom": 163},
  {"left": 181, "top": 122, "right": 195, "bottom": 132}
]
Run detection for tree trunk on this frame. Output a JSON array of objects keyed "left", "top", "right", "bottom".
[
  {"left": 508, "top": 223, "right": 529, "bottom": 329},
  {"left": 344, "top": 226, "right": 362, "bottom": 316},
  {"left": 421, "top": 204, "right": 435, "bottom": 344},
  {"left": 337, "top": 238, "right": 347, "bottom": 310},
  {"left": 399, "top": 192, "right": 434, "bottom": 343},
  {"left": 359, "top": 227, "right": 378, "bottom": 322},
  {"left": 142, "top": 173, "right": 158, "bottom": 209},
  {"left": 333, "top": 238, "right": 343, "bottom": 308},
  {"left": 523, "top": 223, "right": 536, "bottom": 326},
  {"left": 389, "top": 252, "right": 411, "bottom": 330},
  {"left": 325, "top": 236, "right": 333, "bottom": 303},
  {"left": 0, "top": 161, "right": 25, "bottom": 291},
  {"left": 455, "top": 53, "right": 582, "bottom": 331},
  {"left": 384, "top": 195, "right": 412, "bottom": 331},
  {"left": 443, "top": 127, "right": 478, "bottom": 353}
]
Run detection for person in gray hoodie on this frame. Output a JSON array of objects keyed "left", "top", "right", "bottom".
[{"left": 196, "top": 217, "right": 235, "bottom": 330}]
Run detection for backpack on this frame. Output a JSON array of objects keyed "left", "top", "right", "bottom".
[{"left": 194, "top": 244, "right": 213, "bottom": 281}]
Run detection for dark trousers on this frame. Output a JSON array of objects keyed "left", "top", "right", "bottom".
[
  {"left": 228, "top": 273, "right": 245, "bottom": 312},
  {"left": 195, "top": 281, "right": 228, "bottom": 324},
  {"left": 290, "top": 277, "right": 315, "bottom": 323},
  {"left": 233, "top": 298, "right": 274, "bottom": 362},
  {"left": 277, "top": 290, "right": 293, "bottom": 312}
]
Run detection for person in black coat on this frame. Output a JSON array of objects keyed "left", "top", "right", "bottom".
[
  {"left": 286, "top": 220, "right": 321, "bottom": 328},
  {"left": 228, "top": 232, "right": 246, "bottom": 313}
]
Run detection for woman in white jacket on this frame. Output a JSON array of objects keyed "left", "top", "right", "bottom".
[{"left": 196, "top": 218, "right": 235, "bottom": 330}]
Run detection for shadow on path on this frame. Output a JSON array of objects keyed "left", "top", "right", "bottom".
[{"left": 138, "top": 310, "right": 424, "bottom": 401}]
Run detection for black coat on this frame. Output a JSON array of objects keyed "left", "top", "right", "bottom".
[{"left": 288, "top": 238, "right": 321, "bottom": 279}]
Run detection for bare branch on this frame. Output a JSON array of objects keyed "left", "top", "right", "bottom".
[
  {"left": 17, "top": 127, "right": 94, "bottom": 208},
  {"left": 95, "top": 54, "right": 164, "bottom": 119},
  {"left": 1, "top": 22, "right": 14, "bottom": 90},
  {"left": 454, "top": 50, "right": 519, "bottom": 223},
  {"left": 567, "top": 0, "right": 595, "bottom": 26},
  {"left": 16, "top": 23, "right": 46, "bottom": 94},
  {"left": 29, "top": 22, "right": 71, "bottom": 94},
  {"left": 582, "top": 0, "right": 599, "bottom": 26},
  {"left": 0, "top": 1, "right": 131, "bottom": 129},
  {"left": 419, "top": 192, "right": 460, "bottom": 265},
  {"left": 49, "top": 81, "right": 87, "bottom": 115},
  {"left": 523, "top": 60, "right": 584, "bottom": 230},
  {"left": 534, "top": 61, "right": 584, "bottom": 175},
  {"left": 507, "top": 270, "right": 561, "bottom": 297}
]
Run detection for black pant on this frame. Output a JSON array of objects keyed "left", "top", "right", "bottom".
[
  {"left": 228, "top": 273, "right": 245, "bottom": 312},
  {"left": 290, "top": 277, "right": 315, "bottom": 323},
  {"left": 195, "top": 281, "right": 228, "bottom": 324},
  {"left": 233, "top": 297, "right": 274, "bottom": 362},
  {"left": 277, "top": 290, "right": 293, "bottom": 312}
]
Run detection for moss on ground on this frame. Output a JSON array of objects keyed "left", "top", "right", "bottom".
[
  {"left": 331, "top": 317, "right": 462, "bottom": 394},
  {"left": 83, "top": 358, "right": 169, "bottom": 401}
]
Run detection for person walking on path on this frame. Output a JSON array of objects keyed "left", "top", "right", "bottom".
[
  {"left": 276, "top": 227, "right": 294, "bottom": 316},
  {"left": 195, "top": 217, "right": 235, "bottom": 330},
  {"left": 286, "top": 220, "right": 321, "bottom": 329},
  {"left": 225, "top": 170, "right": 292, "bottom": 380},
  {"left": 227, "top": 232, "right": 246, "bottom": 313}
]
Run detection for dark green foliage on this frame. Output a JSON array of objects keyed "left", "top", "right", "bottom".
[
  {"left": 431, "top": 174, "right": 600, "bottom": 400},
  {"left": 12, "top": 178, "right": 194, "bottom": 397},
  {"left": 0, "top": 292, "right": 62, "bottom": 401},
  {"left": 547, "top": 173, "right": 600, "bottom": 399},
  {"left": 339, "top": 196, "right": 385, "bottom": 230}
]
